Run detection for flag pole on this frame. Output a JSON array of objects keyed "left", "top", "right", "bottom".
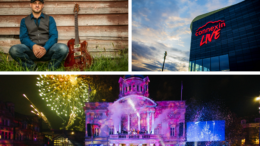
[{"left": 181, "top": 81, "right": 183, "bottom": 101}]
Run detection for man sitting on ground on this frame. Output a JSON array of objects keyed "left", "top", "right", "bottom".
[{"left": 9, "top": 0, "right": 69, "bottom": 71}]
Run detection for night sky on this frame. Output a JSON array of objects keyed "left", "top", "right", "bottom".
[{"left": 0, "top": 75, "right": 259, "bottom": 129}]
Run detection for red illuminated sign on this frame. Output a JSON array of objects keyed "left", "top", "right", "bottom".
[{"left": 195, "top": 20, "right": 226, "bottom": 46}]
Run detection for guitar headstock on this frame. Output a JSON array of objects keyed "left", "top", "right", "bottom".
[{"left": 74, "top": 4, "right": 80, "bottom": 13}]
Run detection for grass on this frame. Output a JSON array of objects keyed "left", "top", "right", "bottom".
[{"left": 0, "top": 49, "right": 128, "bottom": 71}]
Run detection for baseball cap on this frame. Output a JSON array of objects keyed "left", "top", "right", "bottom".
[{"left": 31, "top": 0, "right": 44, "bottom": 3}]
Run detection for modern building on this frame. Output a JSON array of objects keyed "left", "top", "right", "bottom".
[
  {"left": 84, "top": 75, "right": 186, "bottom": 146},
  {"left": 189, "top": 0, "right": 260, "bottom": 71}
]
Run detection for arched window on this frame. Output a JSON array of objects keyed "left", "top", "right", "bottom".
[
  {"left": 170, "top": 125, "right": 175, "bottom": 137},
  {"left": 179, "top": 123, "right": 183, "bottom": 137},
  {"left": 109, "top": 126, "right": 114, "bottom": 135},
  {"left": 94, "top": 128, "right": 99, "bottom": 136},
  {"left": 154, "top": 128, "right": 159, "bottom": 134}
]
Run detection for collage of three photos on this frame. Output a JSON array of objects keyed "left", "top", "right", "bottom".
[{"left": 0, "top": 0, "right": 260, "bottom": 145}]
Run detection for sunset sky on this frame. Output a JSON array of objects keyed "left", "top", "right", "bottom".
[{"left": 132, "top": 0, "right": 244, "bottom": 71}]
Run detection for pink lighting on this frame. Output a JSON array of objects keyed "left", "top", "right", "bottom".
[
  {"left": 195, "top": 20, "right": 226, "bottom": 46},
  {"left": 196, "top": 20, "right": 225, "bottom": 32},
  {"left": 84, "top": 76, "right": 186, "bottom": 146}
]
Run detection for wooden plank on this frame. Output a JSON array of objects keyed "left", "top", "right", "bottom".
[
  {"left": 0, "top": 39, "right": 128, "bottom": 50},
  {"left": 1, "top": 0, "right": 127, "bottom": 1},
  {"left": 0, "top": 39, "right": 128, "bottom": 54},
  {"left": 0, "top": 46, "right": 122, "bottom": 58},
  {"left": 0, "top": 26, "right": 128, "bottom": 37},
  {"left": 0, "top": 1, "right": 128, "bottom": 8},
  {"left": 58, "top": 36, "right": 128, "bottom": 40},
  {"left": 90, "top": 51, "right": 120, "bottom": 58},
  {"left": 0, "top": 7, "right": 128, "bottom": 15},
  {"left": 0, "top": 0, "right": 128, "bottom": 7},
  {"left": 0, "top": 14, "right": 128, "bottom": 27},
  {"left": 0, "top": 1, "right": 128, "bottom": 15}
]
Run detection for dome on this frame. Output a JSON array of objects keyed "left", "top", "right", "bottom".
[
  {"left": 118, "top": 76, "right": 150, "bottom": 98},
  {"left": 124, "top": 75, "right": 144, "bottom": 79}
]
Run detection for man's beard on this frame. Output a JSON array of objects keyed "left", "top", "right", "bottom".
[{"left": 32, "top": 8, "right": 42, "bottom": 14}]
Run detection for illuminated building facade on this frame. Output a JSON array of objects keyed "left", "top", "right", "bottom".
[
  {"left": 189, "top": 0, "right": 260, "bottom": 71},
  {"left": 0, "top": 102, "right": 15, "bottom": 145},
  {"left": 0, "top": 101, "right": 43, "bottom": 146},
  {"left": 84, "top": 76, "right": 186, "bottom": 146},
  {"left": 241, "top": 118, "right": 260, "bottom": 146},
  {"left": 13, "top": 113, "right": 43, "bottom": 146}
]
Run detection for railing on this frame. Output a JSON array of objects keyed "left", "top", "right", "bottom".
[
  {"left": 128, "top": 135, "right": 139, "bottom": 139},
  {"left": 119, "top": 135, "right": 127, "bottom": 138},
  {"left": 110, "top": 134, "right": 155, "bottom": 139}
]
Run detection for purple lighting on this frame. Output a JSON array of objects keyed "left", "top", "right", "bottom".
[
  {"left": 84, "top": 76, "right": 186, "bottom": 146},
  {"left": 187, "top": 120, "right": 225, "bottom": 142}
]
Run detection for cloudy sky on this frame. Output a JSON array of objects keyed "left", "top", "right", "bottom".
[{"left": 132, "top": 0, "right": 244, "bottom": 71}]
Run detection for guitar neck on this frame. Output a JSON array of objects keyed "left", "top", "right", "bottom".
[{"left": 74, "top": 12, "right": 80, "bottom": 45}]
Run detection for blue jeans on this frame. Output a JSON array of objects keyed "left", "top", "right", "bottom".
[{"left": 9, "top": 43, "right": 69, "bottom": 70}]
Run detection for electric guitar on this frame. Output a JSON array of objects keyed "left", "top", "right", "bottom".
[{"left": 64, "top": 4, "right": 92, "bottom": 70}]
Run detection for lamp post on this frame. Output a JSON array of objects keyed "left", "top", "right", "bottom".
[
  {"left": 255, "top": 97, "right": 260, "bottom": 146},
  {"left": 162, "top": 51, "right": 167, "bottom": 71}
]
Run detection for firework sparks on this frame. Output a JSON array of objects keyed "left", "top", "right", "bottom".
[
  {"left": 36, "top": 75, "right": 90, "bottom": 129},
  {"left": 66, "top": 112, "right": 76, "bottom": 130},
  {"left": 23, "top": 94, "right": 52, "bottom": 129}
]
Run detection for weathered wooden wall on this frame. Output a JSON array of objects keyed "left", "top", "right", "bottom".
[{"left": 0, "top": 0, "right": 128, "bottom": 58}]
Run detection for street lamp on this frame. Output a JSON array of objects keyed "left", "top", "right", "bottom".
[
  {"left": 255, "top": 97, "right": 260, "bottom": 146},
  {"left": 162, "top": 51, "right": 167, "bottom": 71}
]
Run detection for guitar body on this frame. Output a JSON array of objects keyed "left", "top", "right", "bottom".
[
  {"left": 64, "top": 38, "right": 92, "bottom": 70},
  {"left": 64, "top": 3, "right": 93, "bottom": 71}
]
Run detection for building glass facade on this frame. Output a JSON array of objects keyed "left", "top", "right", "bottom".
[{"left": 189, "top": 0, "right": 260, "bottom": 71}]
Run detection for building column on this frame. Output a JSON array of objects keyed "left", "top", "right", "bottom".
[
  {"left": 183, "top": 121, "right": 185, "bottom": 137},
  {"left": 114, "top": 124, "right": 117, "bottom": 134},
  {"left": 138, "top": 115, "right": 140, "bottom": 131},
  {"left": 119, "top": 118, "right": 121, "bottom": 134},
  {"left": 147, "top": 112, "right": 150, "bottom": 133},
  {"left": 85, "top": 112, "right": 88, "bottom": 137},
  {"left": 128, "top": 114, "right": 130, "bottom": 131},
  {"left": 152, "top": 112, "right": 154, "bottom": 134}
]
